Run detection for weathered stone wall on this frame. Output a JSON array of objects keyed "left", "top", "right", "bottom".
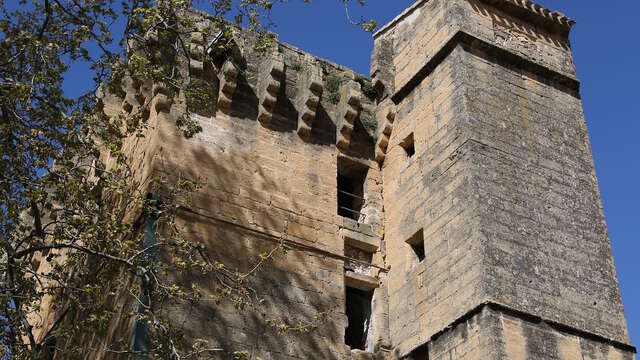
[
  {"left": 97, "top": 24, "right": 391, "bottom": 359},
  {"left": 374, "top": 0, "right": 462, "bottom": 91},
  {"left": 80, "top": 0, "right": 636, "bottom": 358},
  {"left": 460, "top": 42, "right": 629, "bottom": 345},
  {"left": 495, "top": 304, "right": 634, "bottom": 360},
  {"left": 381, "top": 46, "right": 485, "bottom": 355},
  {"left": 461, "top": 0, "right": 576, "bottom": 79},
  {"left": 405, "top": 305, "right": 634, "bottom": 360}
]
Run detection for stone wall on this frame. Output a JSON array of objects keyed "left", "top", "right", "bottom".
[
  {"left": 381, "top": 45, "right": 485, "bottom": 355},
  {"left": 460, "top": 42, "right": 629, "bottom": 345},
  {"left": 97, "top": 21, "right": 392, "bottom": 359},
  {"left": 405, "top": 305, "right": 634, "bottom": 360},
  {"left": 374, "top": 0, "right": 634, "bottom": 358},
  {"left": 83, "top": 0, "right": 637, "bottom": 358}
]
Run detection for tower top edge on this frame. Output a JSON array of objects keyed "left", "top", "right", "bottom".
[{"left": 373, "top": 0, "right": 576, "bottom": 39}]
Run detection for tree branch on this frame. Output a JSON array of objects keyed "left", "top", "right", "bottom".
[
  {"left": 37, "top": 0, "right": 51, "bottom": 40},
  {"left": 13, "top": 243, "right": 134, "bottom": 268}
]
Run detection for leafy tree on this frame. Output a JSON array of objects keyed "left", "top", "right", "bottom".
[{"left": 0, "top": 0, "right": 376, "bottom": 358}]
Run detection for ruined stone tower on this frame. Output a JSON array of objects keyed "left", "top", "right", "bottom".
[{"left": 95, "top": 0, "right": 635, "bottom": 359}]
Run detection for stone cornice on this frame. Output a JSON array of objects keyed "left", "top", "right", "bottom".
[
  {"left": 480, "top": 0, "right": 575, "bottom": 35},
  {"left": 401, "top": 301, "right": 636, "bottom": 358},
  {"left": 374, "top": 0, "right": 574, "bottom": 39},
  {"left": 391, "top": 30, "right": 581, "bottom": 104},
  {"left": 373, "top": 0, "right": 428, "bottom": 38}
]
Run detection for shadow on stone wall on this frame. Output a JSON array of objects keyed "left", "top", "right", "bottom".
[{"left": 150, "top": 126, "right": 347, "bottom": 359}]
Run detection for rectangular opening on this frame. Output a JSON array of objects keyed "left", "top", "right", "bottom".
[
  {"left": 337, "top": 158, "right": 368, "bottom": 220},
  {"left": 345, "top": 286, "right": 373, "bottom": 350},
  {"left": 407, "top": 343, "right": 430, "bottom": 360},
  {"left": 406, "top": 229, "right": 425, "bottom": 265},
  {"left": 401, "top": 133, "right": 415, "bottom": 158}
]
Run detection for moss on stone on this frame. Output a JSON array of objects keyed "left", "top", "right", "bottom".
[
  {"left": 360, "top": 108, "right": 378, "bottom": 141},
  {"left": 185, "top": 78, "right": 217, "bottom": 115},
  {"left": 326, "top": 74, "right": 342, "bottom": 105},
  {"left": 355, "top": 74, "right": 377, "bottom": 101}
]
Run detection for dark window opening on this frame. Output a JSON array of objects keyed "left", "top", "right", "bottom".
[
  {"left": 345, "top": 286, "right": 373, "bottom": 350},
  {"left": 337, "top": 158, "right": 368, "bottom": 220},
  {"left": 401, "top": 133, "right": 415, "bottom": 158},
  {"left": 406, "top": 343, "right": 430, "bottom": 360},
  {"left": 407, "top": 229, "right": 425, "bottom": 264}
]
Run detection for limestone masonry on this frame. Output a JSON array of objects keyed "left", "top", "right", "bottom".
[{"left": 102, "top": 0, "right": 636, "bottom": 358}]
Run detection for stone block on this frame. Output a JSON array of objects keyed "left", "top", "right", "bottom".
[
  {"left": 345, "top": 271, "right": 379, "bottom": 291},
  {"left": 340, "top": 228, "right": 379, "bottom": 253}
]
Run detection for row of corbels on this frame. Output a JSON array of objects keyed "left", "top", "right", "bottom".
[
  {"left": 186, "top": 29, "right": 368, "bottom": 153},
  {"left": 113, "top": 30, "right": 236, "bottom": 121},
  {"left": 144, "top": 29, "right": 384, "bottom": 155},
  {"left": 493, "top": 0, "right": 575, "bottom": 28},
  {"left": 188, "top": 30, "right": 239, "bottom": 115}
]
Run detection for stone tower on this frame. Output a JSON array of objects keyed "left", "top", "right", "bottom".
[
  {"left": 85, "top": 0, "right": 635, "bottom": 359},
  {"left": 371, "top": 0, "right": 635, "bottom": 358}
]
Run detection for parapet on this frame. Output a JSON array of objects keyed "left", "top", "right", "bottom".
[{"left": 109, "top": 18, "right": 383, "bottom": 162}]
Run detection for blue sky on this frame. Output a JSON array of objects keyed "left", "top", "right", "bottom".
[{"left": 60, "top": 0, "right": 639, "bottom": 346}]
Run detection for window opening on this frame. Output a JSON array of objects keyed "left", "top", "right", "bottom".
[
  {"left": 401, "top": 133, "right": 415, "bottom": 158},
  {"left": 406, "top": 343, "right": 430, "bottom": 360},
  {"left": 407, "top": 229, "right": 425, "bottom": 264},
  {"left": 345, "top": 286, "right": 373, "bottom": 350},
  {"left": 337, "top": 158, "right": 368, "bottom": 221},
  {"left": 130, "top": 193, "right": 160, "bottom": 358}
]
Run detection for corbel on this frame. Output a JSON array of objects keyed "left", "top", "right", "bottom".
[
  {"left": 257, "top": 51, "right": 285, "bottom": 125},
  {"left": 217, "top": 60, "right": 239, "bottom": 115},
  {"left": 336, "top": 80, "right": 362, "bottom": 152},
  {"left": 295, "top": 61, "right": 323, "bottom": 140},
  {"left": 189, "top": 31, "right": 206, "bottom": 77},
  {"left": 375, "top": 100, "right": 396, "bottom": 163},
  {"left": 152, "top": 82, "right": 170, "bottom": 113},
  {"left": 121, "top": 76, "right": 142, "bottom": 115}
]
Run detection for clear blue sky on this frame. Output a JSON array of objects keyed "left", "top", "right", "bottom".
[
  {"left": 267, "top": 0, "right": 640, "bottom": 345},
  {"left": 62, "top": 0, "right": 639, "bottom": 346}
]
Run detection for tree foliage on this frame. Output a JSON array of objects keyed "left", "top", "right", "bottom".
[{"left": 0, "top": 0, "right": 375, "bottom": 358}]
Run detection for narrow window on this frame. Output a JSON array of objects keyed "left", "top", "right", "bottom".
[
  {"left": 345, "top": 286, "right": 373, "bottom": 350},
  {"left": 401, "top": 133, "right": 415, "bottom": 159},
  {"left": 130, "top": 194, "right": 160, "bottom": 356},
  {"left": 337, "top": 158, "right": 368, "bottom": 221},
  {"left": 406, "top": 229, "right": 425, "bottom": 264}
]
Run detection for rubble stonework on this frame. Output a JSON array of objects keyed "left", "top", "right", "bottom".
[{"left": 91, "top": 0, "right": 635, "bottom": 359}]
